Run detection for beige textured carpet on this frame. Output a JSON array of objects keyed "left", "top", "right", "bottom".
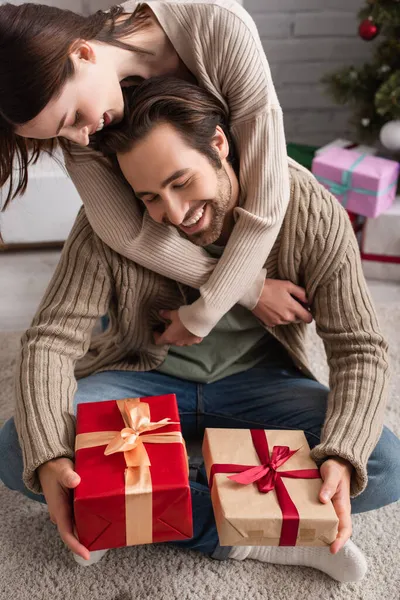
[{"left": 1, "top": 291, "right": 399, "bottom": 600}]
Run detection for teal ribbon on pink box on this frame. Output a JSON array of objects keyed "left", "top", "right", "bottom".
[{"left": 311, "top": 147, "right": 399, "bottom": 218}]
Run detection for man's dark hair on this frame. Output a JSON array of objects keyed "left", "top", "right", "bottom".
[{"left": 96, "top": 76, "right": 237, "bottom": 171}]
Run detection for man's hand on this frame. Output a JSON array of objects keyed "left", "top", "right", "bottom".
[
  {"left": 319, "top": 457, "right": 353, "bottom": 554},
  {"left": 154, "top": 310, "right": 203, "bottom": 347},
  {"left": 38, "top": 457, "right": 90, "bottom": 561},
  {"left": 252, "top": 279, "right": 313, "bottom": 327}
]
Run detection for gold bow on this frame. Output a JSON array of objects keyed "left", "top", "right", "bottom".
[
  {"left": 75, "top": 398, "right": 183, "bottom": 467},
  {"left": 104, "top": 398, "right": 181, "bottom": 467}
]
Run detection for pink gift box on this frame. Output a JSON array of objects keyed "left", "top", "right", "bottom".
[{"left": 312, "top": 147, "right": 399, "bottom": 218}]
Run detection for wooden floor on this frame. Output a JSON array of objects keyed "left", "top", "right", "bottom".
[{"left": 0, "top": 248, "right": 399, "bottom": 332}]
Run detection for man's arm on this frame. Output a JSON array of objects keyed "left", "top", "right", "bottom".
[
  {"left": 310, "top": 224, "right": 389, "bottom": 498},
  {"left": 14, "top": 208, "right": 112, "bottom": 495},
  {"left": 287, "top": 174, "right": 390, "bottom": 553}
]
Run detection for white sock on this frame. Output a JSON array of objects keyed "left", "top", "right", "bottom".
[
  {"left": 72, "top": 548, "right": 109, "bottom": 567},
  {"left": 229, "top": 539, "right": 367, "bottom": 583}
]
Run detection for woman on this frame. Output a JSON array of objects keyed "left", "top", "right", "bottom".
[{"left": 0, "top": 0, "right": 312, "bottom": 345}]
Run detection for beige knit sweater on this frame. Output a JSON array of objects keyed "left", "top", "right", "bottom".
[
  {"left": 64, "top": 0, "right": 292, "bottom": 338},
  {"left": 15, "top": 170, "right": 389, "bottom": 497}
]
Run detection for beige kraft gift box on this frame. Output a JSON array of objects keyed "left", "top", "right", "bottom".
[{"left": 202, "top": 429, "right": 339, "bottom": 547}]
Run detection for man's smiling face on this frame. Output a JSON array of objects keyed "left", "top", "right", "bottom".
[{"left": 117, "top": 122, "right": 233, "bottom": 247}]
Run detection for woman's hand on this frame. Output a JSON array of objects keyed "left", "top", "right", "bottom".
[
  {"left": 154, "top": 309, "right": 203, "bottom": 347},
  {"left": 252, "top": 279, "right": 313, "bottom": 327}
]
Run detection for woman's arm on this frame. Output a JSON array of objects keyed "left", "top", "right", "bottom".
[
  {"left": 173, "top": 0, "right": 290, "bottom": 336},
  {"left": 65, "top": 1, "right": 290, "bottom": 338}
]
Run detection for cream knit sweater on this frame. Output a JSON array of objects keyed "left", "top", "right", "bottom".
[
  {"left": 15, "top": 170, "right": 389, "bottom": 497},
  {"left": 64, "top": 0, "right": 293, "bottom": 338}
]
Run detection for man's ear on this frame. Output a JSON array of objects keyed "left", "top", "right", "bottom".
[
  {"left": 69, "top": 40, "right": 96, "bottom": 65},
  {"left": 211, "top": 125, "right": 230, "bottom": 161}
]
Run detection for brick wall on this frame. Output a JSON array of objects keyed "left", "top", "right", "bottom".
[{"left": 244, "top": 0, "right": 372, "bottom": 145}]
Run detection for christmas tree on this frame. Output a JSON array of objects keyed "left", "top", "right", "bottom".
[{"left": 323, "top": 0, "right": 400, "bottom": 153}]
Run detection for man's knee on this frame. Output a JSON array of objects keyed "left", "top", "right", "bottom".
[
  {"left": 352, "top": 426, "right": 400, "bottom": 513},
  {"left": 0, "top": 418, "right": 47, "bottom": 503},
  {"left": 287, "top": 378, "right": 329, "bottom": 445}
]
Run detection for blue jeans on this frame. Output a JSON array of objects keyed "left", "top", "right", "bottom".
[{"left": 1, "top": 364, "right": 399, "bottom": 560}]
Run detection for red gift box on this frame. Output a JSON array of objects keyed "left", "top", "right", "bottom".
[{"left": 74, "top": 394, "right": 193, "bottom": 551}]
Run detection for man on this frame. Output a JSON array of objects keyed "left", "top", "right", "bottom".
[{"left": 1, "top": 78, "right": 399, "bottom": 582}]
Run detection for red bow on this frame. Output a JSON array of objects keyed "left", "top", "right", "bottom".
[{"left": 209, "top": 430, "right": 320, "bottom": 546}]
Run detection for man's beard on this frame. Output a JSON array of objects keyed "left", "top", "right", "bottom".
[{"left": 175, "top": 165, "right": 232, "bottom": 247}]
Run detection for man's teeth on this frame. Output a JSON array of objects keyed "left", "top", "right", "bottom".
[
  {"left": 96, "top": 116, "right": 105, "bottom": 132},
  {"left": 183, "top": 206, "right": 204, "bottom": 227}
]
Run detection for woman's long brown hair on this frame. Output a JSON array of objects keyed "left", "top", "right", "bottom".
[{"left": 0, "top": 2, "right": 151, "bottom": 210}]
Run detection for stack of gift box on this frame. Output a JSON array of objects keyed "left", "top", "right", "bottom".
[
  {"left": 311, "top": 139, "right": 400, "bottom": 282},
  {"left": 73, "top": 394, "right": 339, "bottom": 553}
]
